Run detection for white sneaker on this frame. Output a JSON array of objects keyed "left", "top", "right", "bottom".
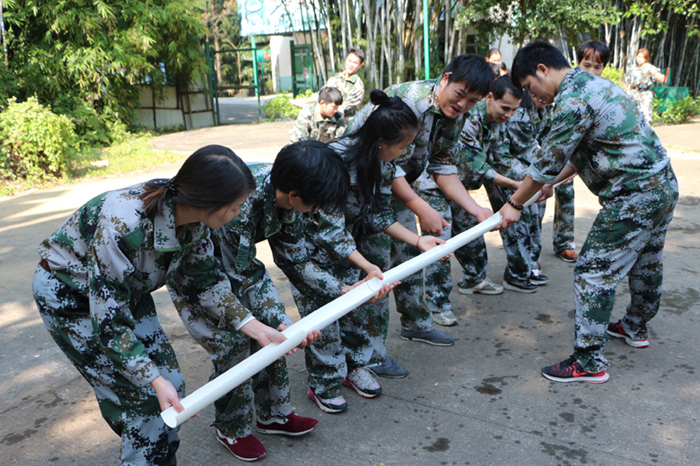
[
  {"left": 433, "top": 310, "right": 457, "bottom": 326},
  {"left": 458, "top": 278, "right": 503, "bottom": 295}
]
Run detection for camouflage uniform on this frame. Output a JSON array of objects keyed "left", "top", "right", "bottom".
[
  {"left": 168, "top": 163, "right": 297, "bottom": 439},
  {"left": 325, "top": 71, "right": 365, "bottom": 120},
  {"left": 348, "top": 79, "right": 463, "bottom": 329},
  {"left": 289, "top": 102, "right": 346, "bottom": 143},
  {"left": 33, "top": 184, "right": 250, "bottom": 465},
  {"left": 624, "top": 63, "right": 661, "bottom": 124},
  {"left": 528, "top": 68, "right": 678, "bottom": 372},
  {"left": 280, "top": 140, "right": 397, "bottom": 399},
  {"left": 452, "top": 100, "right": 536, "bottom": 287}
]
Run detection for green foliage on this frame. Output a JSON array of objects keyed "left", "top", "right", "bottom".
[
  {"left": 262, "top": 95, "right": 302, "bottom": 121},
  {"left": 0, "top": 97, "right": 77, "bottom": 182},
  {"left": 602, "top": 66, "right": 623, "bottom": 86},
  {"left": 655, "top": 96, "right": 700, "bottom": 124}
]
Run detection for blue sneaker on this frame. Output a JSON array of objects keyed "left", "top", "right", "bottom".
[
  {"left": 368, "top": 357, "right": 409, "bottom": 378},
  {"left": 400, "top": 328, "right": 454, "bottom": 346}
]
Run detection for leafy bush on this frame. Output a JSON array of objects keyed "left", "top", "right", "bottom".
[
  {"left": 0, "top": 97, "right": 77, "bottom": 181},
  {"left": 263, "top": 95, "right": 302, "bottom": 121},
  {"left": 657, "top": 96, "right": 700, "bottom": 125},
  {"left": 602, "top": 66, "right": 623, "bottom": 85}
]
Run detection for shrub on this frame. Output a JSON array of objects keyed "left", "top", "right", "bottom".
[
  {"left": 262, "top": 95, "right": 302, "bottom": 121},
  {"left": 0, "top": 97, "right": 77, "bottom": 181},
  {"left": 658, "top": 96, "right": 700, "bottom": 125},
  {"left": 602, "top": 66, "right": 623, "bottom": 86}
]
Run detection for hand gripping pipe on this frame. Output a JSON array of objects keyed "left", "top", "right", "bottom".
[{"left": 161, "top": 187, "right": 551, "bottom": 427}]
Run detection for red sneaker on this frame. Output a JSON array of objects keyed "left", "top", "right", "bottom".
[
  {"left": 256, "top": 412, "right": 319, "bottom": 436},
  {"left": 216, "top": 429, "right": 267, "bottom": 462},
  {"left": 541, "top": 357, "right": 609, "bottom": 383},
  {"left": 556, "top": 249, "right": 578, "bottom": 262},
  {"left": 607, "top": 321, "right": 649, "bottom": 348}
]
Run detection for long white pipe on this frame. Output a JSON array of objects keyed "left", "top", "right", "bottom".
[{"left": 162, "top": 186, "right": 551, "bottom": 427}]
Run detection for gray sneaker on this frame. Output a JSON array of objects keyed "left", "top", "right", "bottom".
[
  {"left": 433, "top": 310, "right": 457, "bottom": 326},
  {"left": 368, "top": 357, "right": 409, "bottom": 378},
  {"left": 458, "top": 278, "right": 503, "bottom": 295},
  {"left": 400, "top": 328, "right": 454, "bottom": 346},
  {"left": 342, "top": 368, "right": 382, "bottom": 398}
]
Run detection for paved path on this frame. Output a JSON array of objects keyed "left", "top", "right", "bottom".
[{"left": 1, "top": 121, "right": 699, "bottom": 465}]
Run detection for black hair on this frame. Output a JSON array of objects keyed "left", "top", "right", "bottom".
[
  {"left": 511, "top": 42, "right": 571, "bottom": 87},
  {"left": 141, "top": 145, "right": 255, "bottom": 217},
  {"left": 339, "top": 89, "right": 419, "bottom": 213},
  {"left": 442, "top": 54, "right": 493, "bottom": 97},
  {"left": 491, "top": 75, "right": 523, "bottom": 101},
  {"left": 348, "top": 47, "right": 365, "bottom": 63},
  {"left": 271, "top": 140, "right": 349, "bottom": 212},
  {"left": 318, "top": 86, "right": 343, "bottom": 105},
  {"left": 500, "top": 62, "right": 509, "bottom": 73},
  {"left": 519, "top": 89, "right": 534, "bottom": 109},
  {"left": 576, "top": 40, "right": 610, "bottom": 66},
  {"left": 489, "top": 62, "right": 501, "bottom": 78}
]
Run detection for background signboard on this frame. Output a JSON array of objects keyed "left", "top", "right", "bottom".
[{"left": 239, "top": 0, "right": 327, "bottom": 36}]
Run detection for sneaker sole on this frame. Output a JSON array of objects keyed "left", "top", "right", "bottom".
[
  {"left": 541, "top": 371, "right": 609, "bottom": 383},
  {"left": 607, "top": 329, "right": 649, "bottom": 348},
  {"left": 399, "top": 334, "right": 455, "bottom": 347},
  {"left": 308, "top": 391, "right": 348, "bottom": 414},
  {"left": 530, "top": 279, "right": 548, "bottom": 286},
  {"left": 458, "top": 287, "right": 503, "bottom": 295},
  {"left": 433, "top": 316, "right": 458, "bottom": 327},
  {"left": 256, "top": 425, "right": 317, "bottom": 436},
  {"left": 342, "top": 379, "right": 382, "bottom": 398},
  {"left": 556, "top": 254, "right": 577, "bottom": 263},
  {"left": 503, "top": 282, "right": 538, "bottom": 294},
  {"left": 216, "top": 435, "right": 267, "bottom": 462}
]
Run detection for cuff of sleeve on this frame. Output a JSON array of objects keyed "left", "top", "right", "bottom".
[
  {"left": 235, "top": 315, "right": 256, "bottom": 331},
  {"left": 394, "top": 166, "right": 407, "bottom": 179},
  {"left": 426, "top": 164, "right": 458, "bottom": 176},
  {"left": 129, "top": 362, "right": 162, "bottom": 387},
  {"left": 527, "top": 164, "right": 558, "bottom": 185},
  {"left": 484, "top": 168, "right": 497, "bottom": 182}
]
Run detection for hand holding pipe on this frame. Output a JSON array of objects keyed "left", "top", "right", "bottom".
[{"left": 161, "top": 182, "right": 557, "bottom": 427}]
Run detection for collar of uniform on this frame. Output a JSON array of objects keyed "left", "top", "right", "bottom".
[
  {"left": 262, "top": 176, "right": 286, "bottom": 238},
  {"left": 153, "top": 196, "right": 206, "bottom": 252},
  {"left": 426, "top": 80, "right": 444, "bottom": 116},
  {"left": 343, "top": 72, "right": 358, "bottom": 83},
  {"left": 555, "top": 68, "right": 580, "bottom": 104}
]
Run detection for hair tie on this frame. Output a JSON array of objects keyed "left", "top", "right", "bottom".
[{"left": 166, "top": 179, "right": 177, "bottom": 196}]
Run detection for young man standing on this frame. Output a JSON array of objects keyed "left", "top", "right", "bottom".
[
  {"left": 502, "top": 42, "right": 678, "bottom": 383},
  {"left": 325, "top": 48, "right": 366, "bottom": 120},
  {"left": 347, "top": 54, "right": 493, "bottom": 348}
]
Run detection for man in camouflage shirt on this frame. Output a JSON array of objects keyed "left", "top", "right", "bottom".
[
  {"left": 347, "top": 54, "right": 493, "bottom": 337},
  {"left": 504, "top": 42, "right": 678, "bottom": 383},
  {"left": 325, "top": 48, "right": 366, "bottom": 120},
  {"left": 289, "top": 86, "right": 346, "bottom": 143}
]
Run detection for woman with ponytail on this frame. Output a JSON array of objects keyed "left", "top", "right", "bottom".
[
  {"left": 32, "top": 145, "right": 295, "bottom": 465},
  {"left": 291, "top": 90, "right": 446, "bottom": 414}
]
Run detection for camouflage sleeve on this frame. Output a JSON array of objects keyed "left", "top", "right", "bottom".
[
  {"left": 269, "top": 218, "right": 346, "bottom": 300},
  {"left": 169, "top": 233, "right": 254, "bottom": 332},
  {"left": 289, "top": 106, "right": 313, "bottom": 143},
  {"left": 527, "top": 98, "right": 592, "bottom": 184},
  {"left": 489, "top": 132, "right": 528, "bottom": 181},
  {"left": 457, "top": 121, "right": 497, "bottom": 184},
  {"left": 343, "top": 79, "right": 365, "bottom": 113},
  {"left": 345, "top": 101, "right": 374, "bottom": 133},
  {"left": 365, "top": 167, "right": 398, "bottom": 232},
  {"left": 334, "top": 118, "right": 347, "bottom": 139},
  {"left": 86, "top": 225, "right": 162, "bottom": 387},
  {"left": 507, "top": 111, "right": 538, "bottom": 162},
  {"left": 310, "top": 209, "right": 356, "bottom": 262}
]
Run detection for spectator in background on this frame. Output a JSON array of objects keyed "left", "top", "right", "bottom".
[
  {"left": 624, "top": 48, "right": 666, "bottom": 124},
  {"left": 289, "top": 86, "right": 346, "bottom": 143},
  {"left": 326, "top": 48, "right": 366, "bottom": 120},
  {"left": 577, "top": 40, "right": 610, "bottom": 77},
  {"left": 486, "top": 48, "right": 502, "bottom": 66}
]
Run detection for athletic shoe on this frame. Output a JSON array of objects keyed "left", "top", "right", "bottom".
[
  {"left": 400, "top": 328, "right": 454, "bottom": 346},
  {"left": 433, "top": 310, "right": 457, "bottom": 326},
  {"left": 368, "top": 357, "right": 409, "bottom": 378},
  {"left": 256, "top": 412, "right": 319, "bottom": 436},
  {"left": 307, "top": 389, "right": 348, "bottom": 414},
  {"left": 503, "top": 280, "right": 538, "bottom": 293},
  {"left": 607, "top": 321, "right": 649, "bottom": 348},
  {"left": 458, "top": 278, "right": 504, "bottom": 295},
  {"left": 342, "top": 368, "right": 382, "bottom": 398},
  {"left": 529, "top": 270, "right": 549, "bottom": 285},
  {"left": 556, "top": 249, "right": 578, "bottom": 262},
  {"left": 216, "top": 429, "right": 267, "bottom": 462},
  {"left": 541, "top": 357, "right": 609, "bottom": 383}
]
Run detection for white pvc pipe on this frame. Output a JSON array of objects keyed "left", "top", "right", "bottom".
[{"left": 162, "top": 184, "right": 552, "bottom": 427}]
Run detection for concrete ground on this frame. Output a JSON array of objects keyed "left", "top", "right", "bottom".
[{"left": 1, "top": 120, "right": 699, "bottom": 466}]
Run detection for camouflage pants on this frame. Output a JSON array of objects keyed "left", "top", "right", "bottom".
[
  {"left": 630, "top": 89, "right": 654, "bottom": 124},
  {"left": 553, "top": 182, "right": 576, "bottom": 253},
  {"left": 33, "top": 267, "right": 183, "bottom": 466},
  {"left": 484, "top": 184, "right": 537, "bottom": 284},
  {"left": 572, "top": 170, "right": 678, "bottom": 372},
  {"left": 173, "top": 269, "right": 291, "bottom": 438},
  {"left": 290, "top": 232, "right": 388, "bottom": 399},
  {"left": 450, "top": 199, "right": 487, "bottom": 288},
  {"left": 391, "top": 190, "right": 448, "bottom": 326}
]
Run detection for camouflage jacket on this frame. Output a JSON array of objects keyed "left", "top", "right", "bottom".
[
  {"left": 624, "top": 63, "right": 660, "bottom": 90},
  {"left": 289, "top": 102, "right": 346, "bottom": 143},
  {"left": 326, "top": 71, "right": 365, "bottom": 119},
  {"left": 527, "top": 68, "right": 671, "bottom": 200},
  {"left": 348, "top": 79, "right": 461, "bottom": 190},
  {"left": 38, "top": 184, "right": 250, "bottom": 387},
  {"left": 506, "top": 103, "right": 554, "bottom": 166},
  {"left": 305, "top": 137, "right": 397, "bottom": 264}
]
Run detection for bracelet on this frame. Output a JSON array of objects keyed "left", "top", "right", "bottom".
[
  {"left": 416, "top": 236, "right": 421, "bottom": 248},
  {"left": 506, "top": 197, "right": 524, "bottom": 211}
]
